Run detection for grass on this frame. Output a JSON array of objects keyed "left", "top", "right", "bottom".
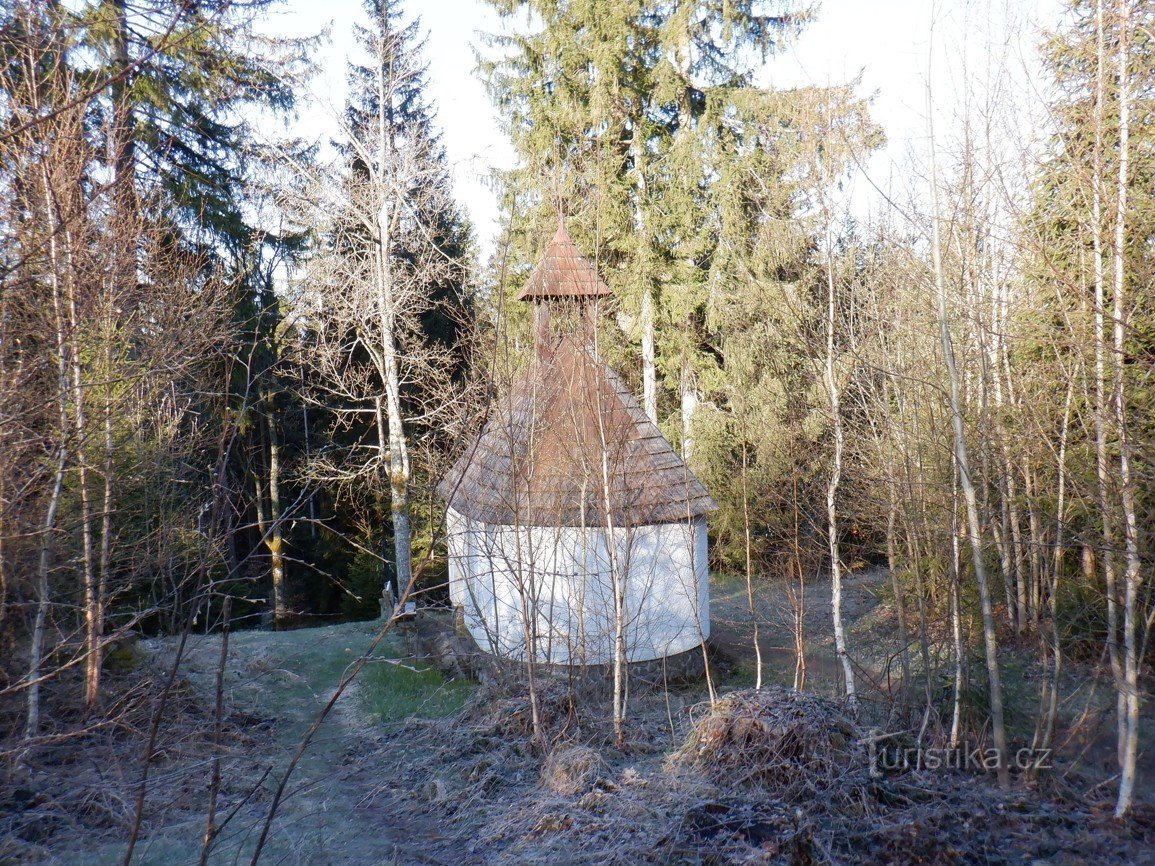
[
  {"left": 357, "top": 654, "right": 475, "bottom": 723},
  {"left": 219, "top": 622, "right": 474, "bottom": 730},
  {"left": 708, "top": 570, "right": 750, "bottom": 593}
]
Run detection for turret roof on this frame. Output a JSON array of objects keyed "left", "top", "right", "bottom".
[{"left": 515, "top": 220, "right": 613, "bottom": 302}]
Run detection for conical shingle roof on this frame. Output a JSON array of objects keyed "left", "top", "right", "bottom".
[
  {"left": 438, "top": 337, "right": 716, "bottom": 527},
  {"left": 515, "top": 220, "right": 613, "bottom": 302}
]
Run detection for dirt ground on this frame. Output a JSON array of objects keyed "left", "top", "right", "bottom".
[{"left": 5, "top": 571, "right": 1154, "bottom": 864}]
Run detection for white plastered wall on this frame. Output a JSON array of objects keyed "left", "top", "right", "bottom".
[{"left": 445, "top": 506, "right": 710, "bottom": 664}]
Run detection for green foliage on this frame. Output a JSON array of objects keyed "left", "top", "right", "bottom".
[
  {"left": 342, "top": 548, "right": 387, "bottom": 622},
  {"left": 1054, "top": 578, "right": 1108, "bottom": 663},
  {"left": 482, "top": 1, "right": 882, "bottom": 576},
  {"left": 74, "top": 0, "right": 312, "bottom": 250}
]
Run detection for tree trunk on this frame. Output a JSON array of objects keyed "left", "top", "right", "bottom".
[
  {"left": 27, "top": 168, "right": 72, "bottom": 738},
  {"left": 741, "top": 440, "right": 762, "bottom": 690},
  {"left": 1007, "top": 468, "right": 1028, "bottom": 632},
  {"left": 599, "top": 413, "right": 628, "bottom": 742},
  {"left": 641, "top": 293, "right": 656, "bottom": 423},
  {"left": 680, "top": 361, "right": 697, "bottom": 462},
  {"left": 98, "top": 338, "right": 114, "bottom": 661},
  {"left": 824, "top": 221, "right": 856, "bottom": 712},
  {"left": 886, "top": 480, "right": 911, "bottom": 692},
  {"left": 65, "top": 236, "right": 99, "bottom": 710},
  {"left": 980, "top": 272, "right": 1017, "bottom": 630},
  {"left": 1023, "top": 464, "right": 1043, "bottom": 632},
  {"left": 96, "top": 0, "right": 134, "bottom": 664},
  {"left": 950, "top": 461, "right": 964, "bottom": 749},
  {"left": 26, "top": 448, "right": 66, "bottom": 740},
  {"left": 1090, "top": 0, "right": 1126, "bottom": 765},
  {"left": 1111, "top": 0, "right": 1139, "bottom": 817},
  {"left": 376, "top": 203, "right": 412, "bottom": 610},
  {"left": 265, "top": 389, "right": 287, "bottom": 625},
  {"left": 791, "top": 470, "right": 806, "bottom": 692},
  {"left": 928, "top": 84, "right": 1009, "bottom": 786},
  {"left": 1040, "top": 364, "right": 1076, "bottom": 754},
  {"left": 631, "top": 130, "right": 657, "bottom": 424},
  {"left": 252, "top": 383, "right": 287, "bottom": 627}
]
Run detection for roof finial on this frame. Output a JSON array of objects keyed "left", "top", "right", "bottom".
[{"left": 552, "top": 169, "right": 567, "bottom": 231}]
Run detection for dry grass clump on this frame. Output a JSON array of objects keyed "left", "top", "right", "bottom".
[
  {"left": 367, "top": 682, "right": 1155, "bottom": 866},
  {"left": 670, "top": 686, "right": 862, "bottom": 794},
  {"left": 541, "top": 744, "right": 606, "bottom": 796},
  {"left": 460, "top": 680, "right": 579, "bottom": 741}
]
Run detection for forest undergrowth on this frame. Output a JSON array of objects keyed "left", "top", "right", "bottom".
[{"left": 3, "top": 575, "right": 1153, "bottom": 865}]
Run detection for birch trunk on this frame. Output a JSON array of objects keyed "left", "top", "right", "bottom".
[
  {"left": 641, "top": 291, "right": 656, "bottom": 423},
  {"left": 1111, "top": 0, "right": 1139, "bottom": 817},
  {"left": 98, "top": 339, "right": 113, "bottom": 666},
  {"left": 90, "top": 0, "right": 134, "bottom": 675},
  {"left": 631, "top": 130, "right": 657, "bottom": 424},
  {"left": 824, "top": 220, "right": 856, "bottom": 711},
  {"left": 376, "top": 202, "right": 412, "bottom": 610},
  {"left": 950, "top": 459, "right": 964, "bottom": 749},
  {"left": 928, "top": 82, "right": 1009, "bottom": 786},
  {"left": 1091, "top": 0, "right": 1126, "bottom": 764},
  {"left": 65, "top": 232, "right": 99, "bottom": 709},
  {"left": 680, "top": 363, "right": 697, "bottom": 462},
  {"left": 885, "top": 492, "right": 911, "bottom": 693},
  {"left": 1040, "top": 365, "right": 1076, "bottom": 753},
  {"left": 598, "top": 405, "right": 627, "bottom": 742},
  {"left": 741, "top": 440, "right": 762, "bottom": 689},
  {"left": 674, "top": 30, "right": 697, "bottom": 451},
  {"left": 26, "top": 448, "right": 65, "bottom": 739},
  {"left": 27, "top": 166, "right": 72, "bottom": 737},
  {"left": 791, "top": 471, "right": 806, "bottom": 691},
  {"left": 367, "top": 24, "right": 413, "bottom": 613}
]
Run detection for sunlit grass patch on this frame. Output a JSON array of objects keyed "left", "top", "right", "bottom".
[{"left": 357, "top": 655, "right": 474, "bottom": 723}]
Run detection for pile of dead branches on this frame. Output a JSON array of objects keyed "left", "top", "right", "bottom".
[
  {"left": 457, "top": 679, "right": 584, "bottom": 743},
  {"left": 669, "top": 685, "right": 863, "bottom": 796}
]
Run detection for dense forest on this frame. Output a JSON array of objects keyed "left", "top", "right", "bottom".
[{"left": 1, "top": 0, "right": 1153, "bottom": 862}]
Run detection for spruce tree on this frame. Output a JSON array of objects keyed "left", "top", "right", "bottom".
[
  {"left": 60, "top": 2, "right": 310, "bottom": 635},
  {"left": 76, "top": 0, "right": 308, "bottom": 249},
  {"left": 482, "top": 1, "right": 879, "bottom": 565}
]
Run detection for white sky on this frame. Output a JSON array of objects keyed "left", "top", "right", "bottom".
[{"left": 259, "top": 0, "right": 1063, "bottom": 255}]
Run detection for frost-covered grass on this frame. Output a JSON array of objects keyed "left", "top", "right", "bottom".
[
  {"left": 219, "top": 620, "right": 474, "bottom": 727},
  {"left": 43, "top": 619, "right": 477, "bottom": 866}
]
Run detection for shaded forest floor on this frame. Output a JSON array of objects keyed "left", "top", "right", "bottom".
[
  {"left": 710, "top": 566, "right": 1155, "bottom": 800},
  {"left": 3, "top": 571, "right": 1154, "bottom": 864}
]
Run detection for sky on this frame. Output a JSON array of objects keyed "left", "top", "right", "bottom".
[{"left": 259, "top": 0, "right": 1064, "bottom": 256}]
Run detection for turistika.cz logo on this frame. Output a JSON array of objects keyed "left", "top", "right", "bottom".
[{"left": 865, "top": 735, "right": 1053, "bottom": 773}]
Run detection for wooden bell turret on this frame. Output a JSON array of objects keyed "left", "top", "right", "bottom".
[{"left": 516, "top": 216, "right": 612, "bottom": 360}]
